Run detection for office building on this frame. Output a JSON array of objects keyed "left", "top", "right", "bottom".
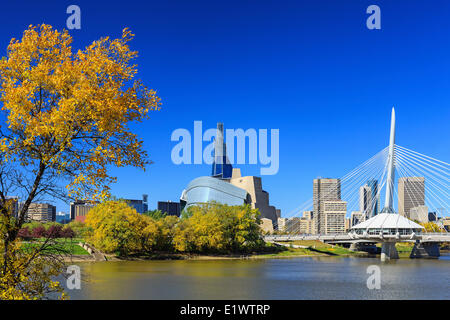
[
  {"left": 302, "top": 211, "right": 314, "bottom": 233},
  {"left": 351, "top": 211, "right": 364, "bottom": 227},
  {"left": 260, "top": 218, "right": 274, "bottom": 234},
  {"left": 70, "top": 201, "right": 96, "bottom": 222},
  {"left": 409, "top": 205, "right": 429, "bottom": 223},
  {"left": 313, "top": 178, "right": 341, "bottom": 234},
  {"left": 428, "top": 212, "right": 437, "bottom": 222},
  {"left": 24, "top": 202, "right": 56, "bottom": 222},
  {"left": 398, "top": 177, "right": 425, "bottom": 219},
  {"left": 345, "top": 218, "right": 351, "bottom": 232},
  {"left": 277, "top": 217, "right": 287, "bottom": 232},
  {"left": 158, "top": 201, "right": 181, "bottom": 217},
  {"left": 323, "top": 200, "right": 347, "bottom": 234},
  {"left": 285, "top": 217, "right": 301, "bottom": 234},
  {"left": 359, "top": 179, "right": 379, "bottom": 219},
  {"left": 125, "top": 194, "right": 148, "bottom": 213}
]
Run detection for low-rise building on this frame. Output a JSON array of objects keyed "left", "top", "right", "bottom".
[
  {"left": 442, "top": 217, "right": 450, "bottom": 232},
  {"left": 158, "top": 201, "right": 181, "bottom": 217},
  {"left": 70, "top": 201, "right": 96, "bottom": 222},
  {"left": 24, "top": 202, "right": 56, "bottom": 222},
  {"left": 345, "top": 218, "right": 351, "bottom": 232},
  {"left": 351, "top": 211, "right": 364, "bottom": 227},
  {"left": 260, "top": 218, "right": 274, "bottom": 234},
  {"left": 229, "top": 169, "right": 279, "bottom": 224},
  {"left": 277, "top": 217, "right": 287, "bottom": 232},
  {"left": 409, "top": 205, "right": 429, "bottom": 223},
  {"left": 125, "top": 195, "right": 148, "bottom": 213}
]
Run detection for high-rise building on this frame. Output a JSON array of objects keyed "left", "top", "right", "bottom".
[
  {"left": 23, "top": 203, "right": 56, "bottom": 222},
  {"left": 359, "top": 179, "right": 379, "bottom": 219},
  {"left": 211, "top": 122, "right": 233, "bottom": 179},
  {"left": 323, "top": 200, "right": 347, "bottom": 234},
  {"left": 313, "top": 178, "right": 341, "bottom": 234},
  {"left": 398, "top": 177, "right": 425, "bottom": 219}
]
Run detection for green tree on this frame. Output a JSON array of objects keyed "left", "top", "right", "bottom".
[{"left": 143, "top": 209, "right": 166, "bottom": 220}]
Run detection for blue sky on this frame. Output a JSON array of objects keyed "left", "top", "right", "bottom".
[{"left": 0, "top": 0, "right": 449, "bottom": 215}]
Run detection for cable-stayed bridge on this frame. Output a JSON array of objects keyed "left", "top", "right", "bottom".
[
  {"left": 282, "top": 144, "right": 448, "bottom": 226},
  {"left": 274, "top": 108, "right": 449, "bottom": 260}
]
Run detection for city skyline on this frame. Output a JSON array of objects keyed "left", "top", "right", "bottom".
[{"left": 0, "top": 1, "right": 448, "bottom": 216}]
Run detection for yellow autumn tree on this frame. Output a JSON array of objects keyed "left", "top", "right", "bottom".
[
  {"left": 420, "top": 222, "right": 444, "bottom": 233},
  {"left": 0, "top": 24, "right": 160, "bottom": 299},
  {"left": 173, "top": 202, "right": 263, "bottom": 253},
  {"left": 85, "top": 201, "right": 146, "bottom": 255}
]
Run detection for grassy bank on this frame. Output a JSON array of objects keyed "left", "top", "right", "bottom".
[
  {"left": 257, "top": 240, "right": 368, "bottom": 259},
  {"left": 21, "top": 238, "right": 90, "bottom": 255}
]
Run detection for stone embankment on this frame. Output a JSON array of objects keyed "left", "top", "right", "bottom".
[{"left": 79, "top": 242, "right": 107, "bottom": 261}]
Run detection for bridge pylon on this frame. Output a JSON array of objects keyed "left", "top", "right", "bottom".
[{"left": 380, "top": 242, "right": 399, "bottom": 261}]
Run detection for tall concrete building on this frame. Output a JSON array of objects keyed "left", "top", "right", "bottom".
[
  {"left": 313, "top": 178, "right": 341, "bottom": 234},
  {"left": 398, "top": 177, "right": 425, "bottom": 219},
  {"left": 23, "top": 203, "right": 56, "bottom": 222},
  {"left": 323, "top": 200, "right": 347, "bottom": 234},
  {"left": 351, "top": 211, "right": 364, "bottom": 227},
  {"left": 359, "top": 179, "right": 379, "bottom": 219}
]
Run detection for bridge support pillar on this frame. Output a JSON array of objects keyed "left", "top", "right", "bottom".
[
  {"left": 381, "top": 242, "right": 398, "bottom": 261},
  {"left": 410, "top": 241, "right": 440, "bottom": 259}
]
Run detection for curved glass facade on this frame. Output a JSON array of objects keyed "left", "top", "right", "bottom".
[{"left": 182, "top": 176, "right": 248, "bottom": 208}]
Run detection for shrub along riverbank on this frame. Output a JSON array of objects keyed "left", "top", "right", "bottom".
[{"left": 84, "top": 200, "right": 280, "bottom": 258}]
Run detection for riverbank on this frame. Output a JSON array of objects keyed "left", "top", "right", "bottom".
[
  {"left": 61, "top": 240, "right": 449, "bottom": 262},
  {"left": 63, "top": 240, "right": 369, "bottom": 262}
]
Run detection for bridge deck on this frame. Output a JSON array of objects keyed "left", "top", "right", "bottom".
[{"left": 265, "top": 233, "right": 450, "bottom": 243}]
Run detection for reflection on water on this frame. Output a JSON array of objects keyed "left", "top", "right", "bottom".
[{"left": 67, "top": 254, "right": 450, "bottom": 300}]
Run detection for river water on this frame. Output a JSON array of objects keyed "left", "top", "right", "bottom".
[{"left": 67, "top": 254, "right": 450, "bottom": 300}]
